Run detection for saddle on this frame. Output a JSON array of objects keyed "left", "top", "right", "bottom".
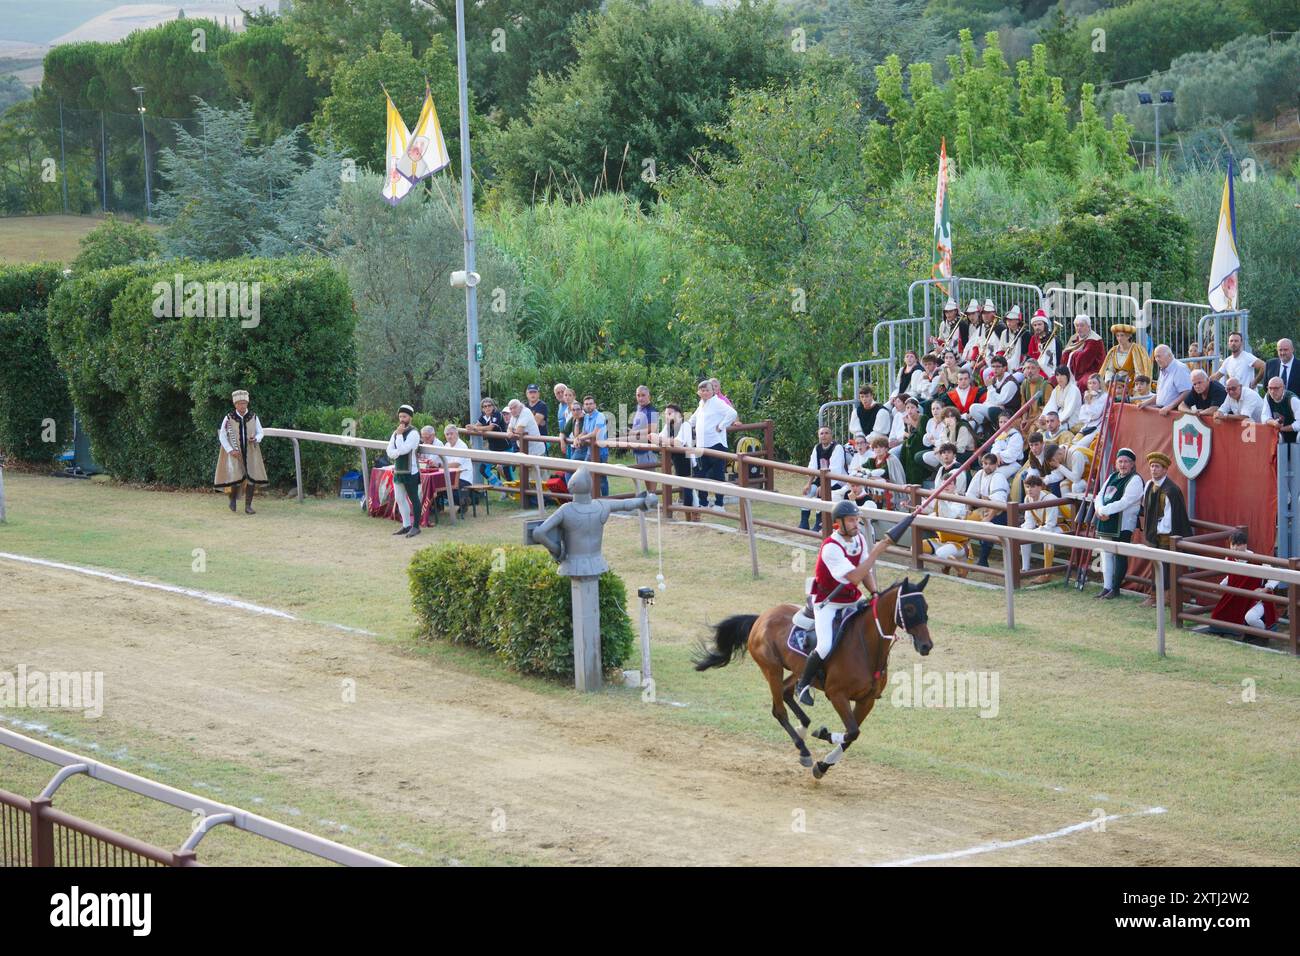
[{"left": 788, "top": 600, "right": 868, "bottom": 658}]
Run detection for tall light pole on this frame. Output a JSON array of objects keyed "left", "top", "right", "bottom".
[
  {"left": 132, "top": 85, "right": 152, "bottom": 220},
  {"left": 1137, "top": 90, "right": 1175, "bottom": 175},
  {"left": 454, "top": 0, "right": 481, "bottom": 425}
]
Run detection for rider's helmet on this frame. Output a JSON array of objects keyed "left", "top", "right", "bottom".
[{"left": 831, "top": 498, "right": 860, "bottom": 531}]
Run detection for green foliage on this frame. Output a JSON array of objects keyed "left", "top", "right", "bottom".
[
  {"left": 1081, "top": 0, "right": 1263, "bottom": 84},
  {"left": 1168, "top": 168, "right": 1300, "bottom": 347},
  {"left": 154, "top": 101, "right": 344, "bottom": 261},
  {"left": 0, "top": 101, "right": 64, "bottom": 215},
  {"left": 71, "top": 215, "right": 160, "bottom": 273},
  {"left": 324, "top": 172, "right": 527, "bottom": 420},
  {"left": 483, "top": 194, "right": 688, "bottom": 364},
  {"left": 821, "top": 0, "right": 952, "bottom": 116},
  {"left": 0, "top": 310, "right": 72, "bottom": 462},
  {"left": 486, "top": 0, "right": 798, "bottom": 205},
  {"left": 46, "top": 257, "right": 357, "bottom": 487},
  {"left": 311, "top": 30, "right": 467, "bottom": 175},
  {"left": 1105, "top": 33, "right": 1300, "bottom": 139},
  {"left": 761, "top": 377, "right": 826, "bottom": 461},
  {"left": 865, "top": 30, "right": 1133, "bottom": 186},
  {"left": 409, "top": 542, "right": 634, "bottom": 678},
  {"left": 282, "top": 0, "right": 438, "bottom": 80},
  {"left": 0, "top": 261, "right": 64, "bottom": 312},
  {"left": 218, "top": 19, "right": 325, "bottom": 141},
  {"left": 486, "top": 361, "right": 756, "bottom": 428},
  {"left": 0, "top": 74, "right": 31, "bottom": 116}
]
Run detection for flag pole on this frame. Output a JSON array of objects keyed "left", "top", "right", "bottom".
[{"left": 453, "top": 0, "right": 481, "bottom": 423}]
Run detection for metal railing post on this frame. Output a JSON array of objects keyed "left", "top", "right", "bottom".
[
  {"left": 291, "top": 437, "right": 303, "bottom": 503},
  {"left": 30, "top": 797, "right": 54, "bottom": 866}
]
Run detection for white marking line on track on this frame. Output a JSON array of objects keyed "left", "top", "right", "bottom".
[
  {"left": 0, "top": 551, "right": 377, "bottom": 637},
  {"left": 873, "top": 806, "right": 1168, "bottom": 866}
]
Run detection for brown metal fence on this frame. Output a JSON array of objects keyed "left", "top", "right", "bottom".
[{"left": 0, "top": 788, "right": 194, "bottom": 867}]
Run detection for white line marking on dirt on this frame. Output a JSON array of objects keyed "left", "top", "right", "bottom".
[
  {"left": 0, "top": 551, "right": 376, "bottom": 636},
  {"left": 873, "top": 806, "right": 1168, "bottom": 866}
]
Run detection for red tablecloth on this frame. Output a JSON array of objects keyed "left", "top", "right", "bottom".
[{"left": 366, "top": 467, "right": 460, "bottom": 527}]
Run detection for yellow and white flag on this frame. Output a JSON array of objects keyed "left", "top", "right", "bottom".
[
  {"left": 1207, "top": 162, "right": 1239, "bottom": 311},
  {"left": 399, "top": 87, "right": 451, "bottom": 183},
  {"left": 382, "top": 93, "right": 414, "bottom": 206}
]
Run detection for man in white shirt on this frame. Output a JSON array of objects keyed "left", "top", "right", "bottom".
[
  {"left": 1153, "top": 344, "right": 1192, "bottom": 415},
  {"left": 1211, "top": 332, "right": 1264, "bottom": 389},
  {"left": 434, "top": 424, "right": 474, "bottom": 517},
  {"left": 969, "top": 452, "right": 1010, "bottom": 567},
  {"left": 690, "top": 380, "right": 739, "bottom": 509},
  {"left": 801, "top": 426, "right": 847, "bottom": 531},
  {"left": 1214, "top": 377, "right": 1267, "bottom": 423},
  {"left": 988, "top": 408, "right": 1025, "bottom": 479},
  {"left": 1090, "top": 447, "right": 1144, "bottom": 599},
  {"left": 507, "top": 398, "right": 545, "bottom": 457},
  {"left": 386, "top": 403, "right": 422, "bottom": 538},
  {"left": 970, "top": 356, "right": 1018, "bottom": 426},
  {"left": 1019, "top": 475, "right": 1060, "bottom": 571}
]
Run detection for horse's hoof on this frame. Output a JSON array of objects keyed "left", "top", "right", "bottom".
[
  {"left": 800, "top": 753, "right": 813, "bottom": 768},
  {"left": 812, "top": 762, "right": 826, "bottom": 780}
]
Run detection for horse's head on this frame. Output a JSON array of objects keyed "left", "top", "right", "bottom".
[{"left": 897, "top": 576, "right": 933, "bottom": 656}]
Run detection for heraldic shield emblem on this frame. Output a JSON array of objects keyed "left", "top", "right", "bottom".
[{"left": 1174, "top": 415, "right": 1213, "bottom": 479}]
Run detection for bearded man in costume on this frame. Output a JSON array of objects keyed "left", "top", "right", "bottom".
[{"left": 214, "top": 389, "right": 268, "bottom": 514}]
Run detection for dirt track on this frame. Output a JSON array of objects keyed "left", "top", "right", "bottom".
[{"left": 0, "top": 558, "right": 1193, "bottom": 866}]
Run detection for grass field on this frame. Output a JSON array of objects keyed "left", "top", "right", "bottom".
[
  {"left": 1, "top": 468, "right": 1298, "bottom": 865},
  {"left": 0, "top": 213, "right": 156, "bottom": 264}
]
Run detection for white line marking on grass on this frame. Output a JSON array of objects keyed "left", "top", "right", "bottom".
[
  {"left": 873, "top": 806, "right": 1168, "bottom": 866},
  {"left": 0, "top": 551, "right": 376, "bottom": 636}
]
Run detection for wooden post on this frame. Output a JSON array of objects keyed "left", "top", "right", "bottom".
[
  {"left": 1003, "top": 547, "right": 1015, "bottom": 629},
  {"left": 30, "top": 797, "right": 54, "bottom": 866},
  {"left": 909, "top": 486, "right": 923, "bottom": 570},
  {"left": 291, "top": 438, "right": 303, "bottom": 503},
  {"left": 1006, "top": 501, "right": 1022, "bottom": 588},
  {"left": 660, "top": 448, "right": 674, "bottom": 521},
  {"left": 819, "top": 468, "right": 831, "bottom": 529},
  {"left": 736, "top": 455, "right": 749, "bottom": 531},
  {"left": 763, "top": 420, "right": 776, "bottom": 491},
  {"left": 1289, "top": 557, "right": 1299, "bottom": 656},
  {"left": 741, "top": 497, "right": 759, "bottom": 579},
  {"left": 588, "top": 439, "right": 601, "bottom": 499},
  {"left": 1169, "top": 535, "right": 1182, "bottom": 628}
]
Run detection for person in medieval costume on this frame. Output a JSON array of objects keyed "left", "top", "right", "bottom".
[
  {"left": 387, "top": 404, "right": 422, "bottom": 539},
  {"left": 1138, "top": 451, "right": 1192, "bottom": 608},
  {"left": 1209, "top": 530, "right": 1282, "bottom": 640},
  {"left": 963, "top": 299, "right": 998, "bottom": 375},
  {"left": 1026, "top": 309, "right": 1059, "bottom": 379},
  {"left": 1099, "top": 323, "right": 1152, "bottom": 388},
  {"left": 996, "top": 305, "right": 1031, "bottom": 374},
  {"left": 214, "top": 389, "right": 268, "bottom": 514},
  {"left": 1060, "top": 314, "right": 1106, "bottom": 383},
  {"left": 931, "top": 297, "right": 968, "bottom": 355},
  {"left": 1090, "top": 447, "right": 1144, "bottom": 600}
]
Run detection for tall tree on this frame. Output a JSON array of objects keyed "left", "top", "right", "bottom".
[
  {"left": 282, "top": 0, "right": 437, "bottom": 80},
  {"left": 219, "top": 19, "right": 325, "bottom": 141}
]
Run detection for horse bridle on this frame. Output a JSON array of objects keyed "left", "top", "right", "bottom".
[{"left": 869, "top": 587, "right": 921, "bottom": 643}]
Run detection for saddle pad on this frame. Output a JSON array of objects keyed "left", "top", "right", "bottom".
[{"left": 787, "top": 603, "right": 866, "bottom": 658}]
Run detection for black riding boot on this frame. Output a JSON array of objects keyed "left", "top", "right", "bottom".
[
  {"left": 795, "top": 651, "right": 824, "bottom": 706},
  {"left": 228, "top": 487, "right": 238, "bottom": 512},
  {"left": 244, "top": 483, "right": 256, "bottom": 514}
]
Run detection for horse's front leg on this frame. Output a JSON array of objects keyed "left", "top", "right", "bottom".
[{"left": 812, "top": 692, "right": 860, "bottom": 780}]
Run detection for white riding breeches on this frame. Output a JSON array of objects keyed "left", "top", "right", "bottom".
[
  {"left": 813, "top": 600, "right": 854, "bottom": 658},
  {"left": 394, "top": 477, "right": 414, "bottom": 526}
]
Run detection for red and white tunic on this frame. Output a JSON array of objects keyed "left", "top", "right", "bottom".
[{"left": 810, "top": 531, "right": 866, "bottom": 605}]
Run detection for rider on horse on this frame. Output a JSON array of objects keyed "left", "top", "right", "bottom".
[{"left": 796, "top": 498, "right": 895, "bottom": 706}]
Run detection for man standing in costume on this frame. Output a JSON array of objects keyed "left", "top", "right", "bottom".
[
  {"left": 214, "top": 389, "right": 268, "bottom": 514},
  {"left": 1090, "top": 447, "right": 1143, "bottom": 600},
  {"left": 387, "top": 404, "right": 422, "bottom": 538},
  {"left": 1139, "top": 451, "right": 1191, "bottom": 607}
]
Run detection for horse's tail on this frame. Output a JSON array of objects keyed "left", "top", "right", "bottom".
[{"left": 692, "top": 614, "right": 758, "bottom": 671}]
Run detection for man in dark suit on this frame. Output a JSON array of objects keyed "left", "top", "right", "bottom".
[{"left": 1263, "top": 338, "right": 1299, "bottom": 395}]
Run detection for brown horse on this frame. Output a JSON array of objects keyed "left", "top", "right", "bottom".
[{"left": 694, "top": 577, "right": 934, "bottom": 779}]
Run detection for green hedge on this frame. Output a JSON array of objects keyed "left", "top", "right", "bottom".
[
  {"left": 486, "top": 361, "right": 757, "bottom": 432},
  {"left": 0, "top": 310, "right": 73, "bottom": 462},
  {"left": 46, "top": 256, "right": 357, "bottom": 487},
  {"left": 0, "top": 262, "right": 64, "bottom": 313},
  {"left": 409, "top": 543, "right": 634, "bottom": 679}
]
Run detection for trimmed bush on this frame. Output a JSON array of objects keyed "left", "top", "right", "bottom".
[
  {"left": 46, "top": 256, "right": 356, "bottom": 487},
  {"left": 0, "top": 262, "right": 64, "bottom": 313},
  {"left": 0, "top": 310, "right": 73, "bottom": 462},
  {"left": 409, "top": 542, "right": 634, "bottom": 679},
  {"left": 71, "top": 215, "right": 161, "bottom": 273}
]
